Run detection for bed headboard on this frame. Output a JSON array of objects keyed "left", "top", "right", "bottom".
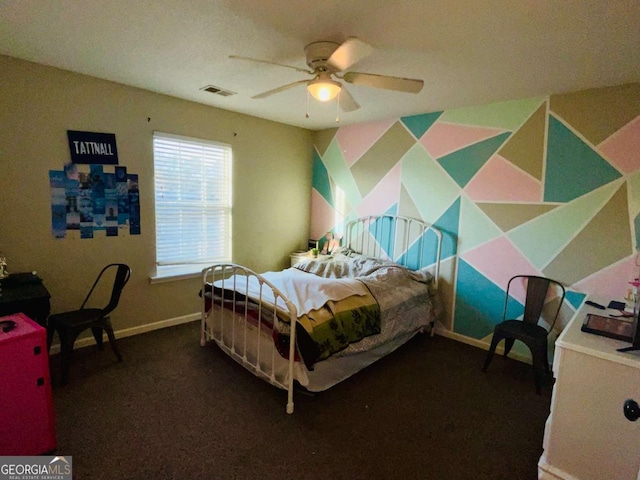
[{"left": 344, "top": 215, "right": 442, "bottom": 284}]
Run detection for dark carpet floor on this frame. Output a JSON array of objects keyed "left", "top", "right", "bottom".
[{"left": 49, "top": 321, "right": 552, "bottom": 480}]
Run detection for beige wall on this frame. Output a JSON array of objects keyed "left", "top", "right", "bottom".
[{"left": 0, "top": 55, "right": 313, "bottom": 330}]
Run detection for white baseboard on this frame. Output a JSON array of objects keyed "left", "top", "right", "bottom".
[
  {"left": 434, "top": 327, "right": 533, "bottom": 365},
  {"left": 537, "top": 457, "right": 580, "bottom": 480},
  {"left": 48, "top": 314, "right": 534, "bottom": 368},
  {"left": 48, "top": 312, "right": 200, "bottom": 355}
]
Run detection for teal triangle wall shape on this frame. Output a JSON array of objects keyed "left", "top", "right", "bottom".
[
  {"left": 398, "top": 197, "right": 460, "bottom": 269},
  {"left": 438, "top": 132, "right": 511, "bottom": 188},
  {"left": 454, "top": 259, "right": 523, "bottom": 339},
  {"left": 400, "top": 111, "right": 443, "bottom": 139},
  {"left": 565, "top": 290, "right": 587, "bottom": 310},
  {"left": 544, "top": 116, "right": 622, "bottom": 202},
  {"left": 368, "top": 205, "right": 399, "bottom": 258},
  {"left": 312, "top": 149, "right": 333, "bottom": 207},
  {"left": 385, "top": 204, "right": 399, "bottom": 216},
  {"left": 398, "top": 229, "right": 440, "bottom": 270},
  {"left": 434, "top": 196, "right": 460, "bottom": 260}
]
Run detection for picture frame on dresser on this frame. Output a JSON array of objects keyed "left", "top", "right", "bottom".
[
  {"left": 617, "top": 304, "right": 640, "bottom": 353},
  {"left": 581, "top": 313, "right": 634, "bottom": 342},
  {"left": 615, "top": 288, "right": 640, "bottom": 353}
]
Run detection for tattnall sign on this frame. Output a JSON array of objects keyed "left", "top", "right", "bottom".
[
  {"left": 67, "top": 130, "right": 119, "bottom": 165},
  {"left": 0, "top": 456, "right": 72, "bottom": 480}
]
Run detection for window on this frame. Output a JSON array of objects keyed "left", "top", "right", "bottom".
[{"left": 153, "top": 132, "right": 232, "bottom": 279}]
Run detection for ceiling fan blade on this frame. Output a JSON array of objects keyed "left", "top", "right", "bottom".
[
  {"left": 343, "top": 71, "right": 424, "bottom": 93},
  {"left": 229, "top": 55, "right": 312, "bottom": 74},
  {"left": 251, "top": 79, "right": 309, "bottom": 99},
  {"left": 327, "top": 38, "right": 374, "bottom": 72},
  {"left": 339, "top": 86, "right": 360, "bottom": 112}
]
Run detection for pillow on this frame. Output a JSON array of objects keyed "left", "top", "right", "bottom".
[
  {"left": 347, "top": 253, "right": 397, "bottom": 276},
  {"left": 294, "top": 252, "right": 399, "bottom": 278},
  {"left": 407, "top": 267, "right": 434, "bottom": 284},
  {"left": 293, "top": 257, "right": 353, "bottom": 278}
]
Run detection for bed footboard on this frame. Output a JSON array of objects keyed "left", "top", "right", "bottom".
[{"left": 201, "top": 264, "right": 299, "bottom": 414}]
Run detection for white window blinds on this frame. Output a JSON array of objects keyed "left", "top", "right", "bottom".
[{"left": 153, "top": 132, "right": 232, "bottom": 274}]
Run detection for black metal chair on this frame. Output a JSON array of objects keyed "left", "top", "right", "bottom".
[
  {"left": 47, "top": 263, "right": 131, "bottom": 385},
  {"left": 482, "top": 275, "right": 565, "bottom": 394}
]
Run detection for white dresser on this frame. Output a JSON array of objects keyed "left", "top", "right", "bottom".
[
  {"left": 538, "top": 299, "right": 640, "bottom": 480},
  {"left": 290, "top": 250, "right": 310, "bottom": 267},
  {"left": 289, "top": 251, "right": 331, "bottom": 267}
]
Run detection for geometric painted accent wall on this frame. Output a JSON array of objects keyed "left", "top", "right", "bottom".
[{"left": 311, "top": 82, "right": 640, "bottom": 356}]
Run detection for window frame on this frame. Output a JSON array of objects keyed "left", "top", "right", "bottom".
[{"left": 151, "top": 131, "right": 232, "bottom": 282}]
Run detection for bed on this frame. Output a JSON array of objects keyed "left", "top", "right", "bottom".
[{"left": 200, "top": 215, "right": 443, "bottom": 413}]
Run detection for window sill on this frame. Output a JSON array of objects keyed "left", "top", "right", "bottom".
[{"left": 149, "top": 265, "right": 209, "bottom": 284}]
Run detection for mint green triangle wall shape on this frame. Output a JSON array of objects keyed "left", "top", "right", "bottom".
[
  {"left": 312, "top": 149, "right": 333, "bottom": 207},
  {"left": 438, "top": 132, "right": 511, "bottom": 188},
  {"left": 457, "top": 196, "right": 503, "bottom": 254},
  {"left": 397, "top": 197, "right": 460, "bottom": 269},
  {"left": 439, "top": 97, "right": 547, "bottom": 130},
  {"left": 545, "top": 115, "right": 622, "bottom": 202},
  {"left": 400, "top": 111, "right": 443, "bottom": 139},
  {"left": 401, "top": 143, "right": 460, "bottom": 222},
  {"left": 508, "top": 180, "right": 621, "bottom": 269},
  {"left": 322, "top": 139, "right": 362, "bottom": 209}
]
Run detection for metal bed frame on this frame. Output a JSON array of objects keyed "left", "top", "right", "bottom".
[{"left": 200, "top": 215, "right": 442, "bottom": 414}]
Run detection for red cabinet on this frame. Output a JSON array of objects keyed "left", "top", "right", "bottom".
[{"left": 0, "top": 313, "right": 56, "bottom": 455}]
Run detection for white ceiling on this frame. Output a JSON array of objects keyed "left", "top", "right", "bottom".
[{"left": 1, "top": 0, "right": 639, "bottom": 131}]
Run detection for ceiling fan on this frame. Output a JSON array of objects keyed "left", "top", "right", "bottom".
[{"left": 229, "top": 38, "right": 424, "bottom": 113}]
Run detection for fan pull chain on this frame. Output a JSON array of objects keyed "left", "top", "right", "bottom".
[
  {"left": 336, "top": 92, "right": 340, "bottom": 123},
  {"left": 305, "top": 90, "right": 310, "bottom": 119}
]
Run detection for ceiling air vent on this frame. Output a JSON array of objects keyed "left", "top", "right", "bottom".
[{"left": 200, "top": 85, "right": 236, "bottom": 97}]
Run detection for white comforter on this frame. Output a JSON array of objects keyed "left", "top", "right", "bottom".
[{"left": 215, "top": 267, "right": 369, "bottom": 317}]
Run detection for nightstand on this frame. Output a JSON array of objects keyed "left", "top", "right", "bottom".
[
  {"left": 290, "top": 251, "right": 332, "bottom": 267},
  {"left": 290, "top": 251, "right": 310, "bottom": 267}
]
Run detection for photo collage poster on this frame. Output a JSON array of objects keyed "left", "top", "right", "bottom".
[{"left": 49, "top": 163, "right": 140, "bottom": 239}]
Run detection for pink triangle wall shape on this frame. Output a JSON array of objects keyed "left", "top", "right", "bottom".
[
  {"left": 355, "top": 163, "right": 402, "bottom": 217},
  {"left": 420, "top": 122, "right": 507, "bottom": 159},
  {"left": 460, "top": 235, "right": 542, "bottom": 304},
  {"left": 573, "top": 254, "right": 639, "bottom": 299},
  {"left": 335, "top": 119, "right": 396, "bottom": 167},
  {"left": 464, "top": 154, "right": 541, "bottom": 202},
  {"left": 598, "top": 116, "right": 640, "bottom": 174}
]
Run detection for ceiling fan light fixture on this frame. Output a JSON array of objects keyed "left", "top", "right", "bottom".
[{"left": 307, "top": 75, "right": 342, "bottom": 102}]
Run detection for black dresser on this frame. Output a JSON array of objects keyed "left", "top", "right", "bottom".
[{"left": 0, "top": 273, "right": 51, "bottom": 326}]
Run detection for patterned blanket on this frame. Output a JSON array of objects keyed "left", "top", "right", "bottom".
[
  {"left": 295, "top": 255, "right": 440, "bottom": 356},
  {"left": 207, "top": 269, "right": 381, "bottom": 368},
  {"left": 294, "top": 292, "right": 380, "bottom": 367},
  {"left": 204, "top": 255, "right": 437, "bottom": 369}
]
